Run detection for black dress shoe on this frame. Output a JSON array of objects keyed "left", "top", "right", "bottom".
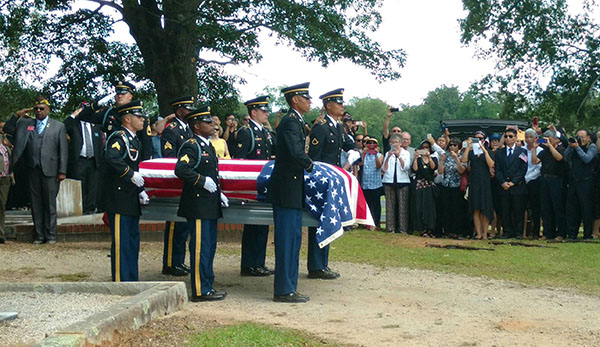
[
  {"left": 308, "top": 268, "right": 339, "bottom": 280},
  {"left": 191, "top": 289, "right": 227, "bottom": 302},
  {"left": 324, "top": 267, "right": 340, "bottom": 278},
  {"left": 162, "top": 265, "right": 188, "bottom": 276},
  {"left": 179, "top": 263, "right": 191, "bottom": 272},
  {"left": 240, "top": 267, "right": 270, "bottom": 277},
  {"left": 273, "top": 292, "right": 309, "bottom": 303},
  {"left": 259, "top": 265, "right": 275, "bottom": 275}
]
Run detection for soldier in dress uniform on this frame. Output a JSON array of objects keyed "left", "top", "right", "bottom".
[
  {"left": 160, "top": 95, "right": 195, "bottom": 277},
  {"left": 76, "top": 81, "right": 153, "bottom": 160},
  {"left": 175, "top": 105, "right": 230, "bottom": 302},
  {"left": 103, "top": 100, "right": 149, "bottom": 282},
  {"left": 237, "top": 95, "right": 276, "bottom": 277},
  {"left": 306, "top": 88, "right": 356, "bottom": 279},
  {"left": 267, "top": 82, "right": 314, "bottom": 303}
]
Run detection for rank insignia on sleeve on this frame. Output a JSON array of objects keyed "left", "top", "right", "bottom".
[
  {"left": 147, "top": 125, "right": 151, "bottom": 136},
  {"left": 180, "top": 154, "right": 190, "bottom": 163},
  {"left": 164, "top": 141, "right": 172, "bottom": 150},
  {"left": 238, "top": 143, "right": 242, "bottom": 148},
  {"left": 111, "top": 142, "right": 121, "bottom": 150},
  {"left": 311, "top": 138, "right": 319, "bottom": 146}
]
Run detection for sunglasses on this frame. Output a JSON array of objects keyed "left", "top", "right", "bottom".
[
  {"left": 33, "top": 107, "right": 46, "bottom": 111},
  {"left": 242, "top": 118, "right": 250, "bottom": 122},
  {"left": 391, "top": 130, "right": 402, "bottom": 133},
  {"left": 474, "top": 136, "right": 484, "bottom": 140},
  {"left": 449, "top": 143, "right": 459, "bottom": 147},
  {"left": 504, "top": 135, "right": 514, "bottom": 138}
]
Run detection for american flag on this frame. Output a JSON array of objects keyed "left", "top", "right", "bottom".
[{"left": 139, "top": 159, "right": 374, "bottom": 247}]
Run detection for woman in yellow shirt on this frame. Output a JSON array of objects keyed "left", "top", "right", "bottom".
[{"left": 210, "top": 124, "right": 231, "bottom": 159}]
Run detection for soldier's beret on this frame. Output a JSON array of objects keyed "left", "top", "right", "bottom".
[
  {"left": 185, "top": 104, "right": 212, "bottom": 122},
  {"left": 282, "top": 82, "right": 311, "bottom": 99},
  {"left": 244, "top": 95, "right": 270, "bottom": 112},
  {"left": 319, "top": 88, "right": 344, "bottom": 104},
  {"left": 115, "top": 81, "right": 136, "bottom": 95},
  {"left": 170, "top": 95, "right": 195, "bottom": 110},
  {"left": 116, "top": 100, "right": 146, "bottom": 118}
]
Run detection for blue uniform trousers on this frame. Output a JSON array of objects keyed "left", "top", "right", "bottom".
[
  {"left": 241, "top": 224, "right": 269, "bottom": 268},
  {"left": 540, "top": 176, "right": 566, "bottom": 239},
  {"left": 188, "top": 218, "right": 218, "bottom": 297},
  {"left": 273, "top": 206, "right": 302, "bottom": 296},
  {"left": 108, "top": 213, "right": 140, "bottom": 282},
  {"left": 307, "top": 227, "right": 329, "bottom": 271},
  {"left": 162, "top": 221, "right": 190, "bottom": 268},
  {"left": 566, "top": 178, "right": 595, "bottom": 239}
]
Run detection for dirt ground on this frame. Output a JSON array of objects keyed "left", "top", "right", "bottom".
[{"left": 2, "top": 241, "right": 600, "bottom": 347}]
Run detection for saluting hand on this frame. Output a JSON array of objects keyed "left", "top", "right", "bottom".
[{"left": 16, "top": 108, "right": 33, "bottom": 118}]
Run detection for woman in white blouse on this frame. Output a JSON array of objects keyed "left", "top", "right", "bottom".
[{"left": 382, "top": 134, "right": 411, "bottom": 233}]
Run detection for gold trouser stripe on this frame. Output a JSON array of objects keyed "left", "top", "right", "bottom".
[
  {"left": 195, "top": 219, "right": 202, "bottom": 296},
  {"left": 167, "top": 221, "right": 175, "bottom": 267},
  {"left": 115, "top": 214, "right": 121, "bottom": 282}
]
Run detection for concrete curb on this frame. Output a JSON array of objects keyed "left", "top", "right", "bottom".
[{"left": 0, "top": 282, "right": 188, "bottom": 346}]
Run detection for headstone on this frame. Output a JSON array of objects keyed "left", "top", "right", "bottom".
[
  {"left": 57, "top": 179, "right": 83, "bottom": 217},
  {"left": 0, "top": 312, "right": 18, "bottom": 322}
]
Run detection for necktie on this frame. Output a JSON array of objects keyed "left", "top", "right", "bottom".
[
  {"left": 36, "top": 120, "right": 45, "bottom": 134},
  {"left": 508, "top": 148, "right": 513, "bottom": 157},
  {"left": 84, "top": 122, "right": 93, "bottom": 158},
  {"left": 393, "top": 157, "right": 398, "bottom": 184}
]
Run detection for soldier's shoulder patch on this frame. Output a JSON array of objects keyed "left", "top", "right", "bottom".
[
  {"left": 318, "top": 118, "right": 327, "bottom": 125},
  {"left": 184, "top": 138, "right": 197, "bottom": 145},
  {"left": 311, "top": 138, "right": 319, "bottom": 146},
  {"left": 180, "top": 154, "right": 190, "bottom": 163},
  {"left": 164, "top": 141, "right": 172, "bottom": 150},
  {"left": 111, "top": 141, "right": 121, "bottom": 151}
]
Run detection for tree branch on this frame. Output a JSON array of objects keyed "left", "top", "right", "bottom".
[
  {"left": 197, "top": 57, "right": 234, "bottom": 66},
  {"left": 87, "top": 0, "right": 124, "bottom": 13}
]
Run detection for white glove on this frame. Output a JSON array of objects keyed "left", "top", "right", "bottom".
[
  {"left": 131, "top": 171, "right": 144, "bottom": 187},
  {"left": 347, "top": 149, "right": 361, "bottom": 165},
  {"left": 98, "top": 93, "right": 116, "bottom": 107},
  {"left": 203, "top": 177, "right": 217, "bottom": 193},
  {"left": 220, "top": 192, "right": 229, "bottom": 207},
  {"left": 138, "top": 191, "right": 150, "bottom": 205}
]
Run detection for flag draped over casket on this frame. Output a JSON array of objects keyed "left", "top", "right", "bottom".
[{"left": 139, "top": 159, "right": 374, "bottom": 247}]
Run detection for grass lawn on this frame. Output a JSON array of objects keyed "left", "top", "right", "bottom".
[
  {"left": 219, "top": 229, "right": 600, "bottom": 295},
  {"left": 189, "top": 322, "right": 338, "bottom": 347},
  {"left": 330, "top": 230, "right": 600, "bottom": 294}
]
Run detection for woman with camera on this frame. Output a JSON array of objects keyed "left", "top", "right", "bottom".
[
  {"left": 461, "top": 132, "right": 495, "bottom": 239},
  {"left": 438, "top": 137, "right": 467, "bottom": 238},
  {"left": 382, "top": 134, "right": 411, "bottom": 233},
  {"left": 412, "top": 140, "right": 438, "bottom": 237},
  {"left": 360, "top": 138, "right": 384, "bottom": 230}
]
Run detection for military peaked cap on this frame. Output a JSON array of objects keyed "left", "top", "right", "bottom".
[
  {"left": 170, "top": 95, "right": 195, "bottom": 110},
  {"left": 319, "top": 88, "right": 344, "bottom": 104},
  {"left": 116, "top": 100, "right": 146, "bottom": 118},
  {"left": 281, "top": 82, "right": 311, "bottom": 99},
  {"left": 244, "top": 95, "right": 271, "bottom": 112},
  {"left": 115, "top": 81, "right": 136, "bottom": 95},
  {"left": 185, "top": 104, "right": 212, "bottom": 122}
]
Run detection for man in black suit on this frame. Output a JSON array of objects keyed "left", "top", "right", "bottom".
[
  {"left": 267, "top": 82, "right": 314, "bottom": 303},
  {"left": 175, "top": 105, "right": 229, "bottom": 302},
  {"left": 306, "top": 88, "right": 356, "bottom": 280},
  {"left": 495, "top": 128, "right": 528, "bottom": 238},
  {"left": 3, "top": 97, "right": 68, "bottom": 244},
  {"left": 160, "top": 95, "right": 195, "bottom": 277},
  {"left": 64, "top": 107, "right": 104, "bottom": 214},
  {"left": 237, "top": 95, "right": 276, "bottom": 277}
]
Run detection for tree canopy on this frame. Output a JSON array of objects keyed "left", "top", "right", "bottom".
[
  {"left": 0, "top": 0, "right": 405, "bottom": 116},
  {"left": 460, "top": 0, "right": 600, "bottom": 130}
]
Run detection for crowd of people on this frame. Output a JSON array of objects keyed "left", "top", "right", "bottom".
[{"left": 0, "top": 80, "right": 598, "bottom": 303}]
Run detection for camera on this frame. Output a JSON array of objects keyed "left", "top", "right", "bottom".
[
  {"left": 568, "top": 136, "right": 581, "bottom": 145},
  {"left": 471, "top": 137, "right": 480, "bottom": 144},
  {"left": 416, "top": 149, "right": 428, "bottom": 156},
  {"left": 389, "top": 107, "right": 399, "bottom": 112}
]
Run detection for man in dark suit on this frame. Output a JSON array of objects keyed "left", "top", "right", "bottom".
[
  {"left": 306, "top": 88, "right": 356, "bottom": 280},
  {"left": 267, "top": 83, "right": 314, "bottom": 303},
  {"left": 3, "top": 97, "right": 68, "bottom": 244},
  {"left": 495, "top": 128, "right": 528, "bottom": 238},
  {"left": 64, "top": 107, "right": 104, "bottom": 214},
  {"left": 175, "top": 105, "right": 229, "bottom": 302},
  {"left": 103, "top": 100, "right": 149, "bottom": 282},
  {"left": 237, "top": 95, "right": 276, "bottom": 277},
  {"left": 160, "top": 95, "right": 195, "bottom": 277}
]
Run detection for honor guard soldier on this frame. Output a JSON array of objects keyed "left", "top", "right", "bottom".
[
  {"left": 267, "top": 82, "right": 314, "bottom": 303},
  {"left": 77, "top": 81, "right": 153, "bottom": 160},
  {"left": 103, "top": 100, "right": 149, "bottom": 282},
  {"left": 160, "top": 95, "right": 195, "bottom": 277},
  {"left": 306, "top": 88, "right": 356, "bottom": 280},
  {"left": 237, "top": 95, "right": 276, "bottom": 277},
  {"left": 175, "top": 105, "right": 230, "bottom": 302}
]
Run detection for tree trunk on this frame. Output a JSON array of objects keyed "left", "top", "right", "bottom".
[{"left": 121, "top": 0, "right": 201, "bottom": 115}]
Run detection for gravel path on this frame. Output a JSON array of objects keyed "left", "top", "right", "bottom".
[
  {"left": 1, "top": 241, "right": 600, "bottom": 346},
  {"left": 0, "top": 292, "right": 125, "bottom": 345}
]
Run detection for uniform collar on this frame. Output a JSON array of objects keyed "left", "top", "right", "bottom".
[
  {"left": 195, "top": 134, "right": 210, "bottom": 146},
  {"left": 250, "top": 119, "right": 263, "bottom": 131},
  {"left": 175, "top": 117, "right": 187, "bottom": 130},
  {"left": 326, "top": 114, "right": 338, "bottom": 126},
  {"left": 124, "top": 127, "right": 136, "bottom": 138}
]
